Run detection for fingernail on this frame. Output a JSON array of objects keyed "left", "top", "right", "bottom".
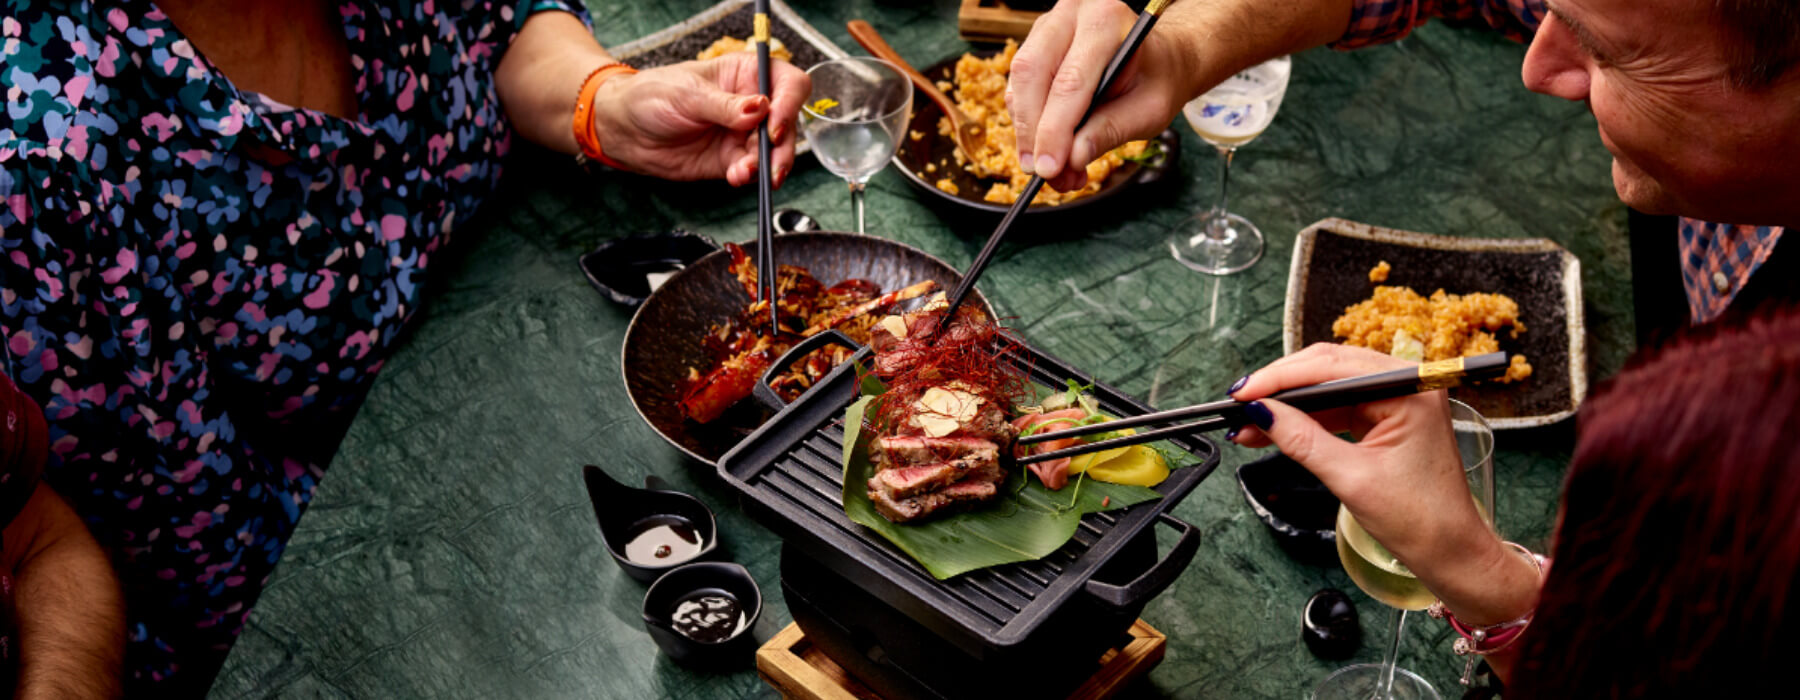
[
  {"left": 1227, "top": 375, "right": 1249, "bottom": 396},
  {"left": 1225, "top": 427, "right": 1241, "bottom": 442},
  {"left": 1019, "top": 152, "right": 1035, "bottom": 175},
  {"left": 1034, "top": 154, "right": 1059, "bottom": 178},
  {"left": 1246, "top": 401, "right": 1274, "bottom": 431}
]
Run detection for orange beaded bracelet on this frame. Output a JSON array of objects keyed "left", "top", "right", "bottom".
[{"left": 573, "top": 62, "right": 637, "bottom": 169}]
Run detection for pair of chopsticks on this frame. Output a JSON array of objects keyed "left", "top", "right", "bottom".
[
  {"left": 1014, "top": 352, "right": 1511, "bottom": 465},
  {"left": 754, "top": 0, "right": 779, "bottom": 336},
  {"left": 936, "top": 0, "right": 1177, "bottom": 326}
]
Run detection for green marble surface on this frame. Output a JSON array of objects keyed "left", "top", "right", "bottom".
[{"left": 211, "top": 1, "right": 1633, "bottom": 698}]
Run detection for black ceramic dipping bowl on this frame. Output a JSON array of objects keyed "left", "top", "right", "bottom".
[
  {"left": 585, "top": 465, "right": 721, "bottom": 584},
  {"left": 579, "top": 231, "right": 719, "bottom": 308},
  {"left": 642, "top": 562, "right": 764, "bottom": 668},
  {"left": 892, "top": 51, "right": 1180, "bottom": 221},
  {"left": 1236, "top": 452, "right": 1340, "bottom": 564}
]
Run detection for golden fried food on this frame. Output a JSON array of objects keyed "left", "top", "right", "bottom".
[
  {"left": 1369, "top": 260, "right": 1391, "bottom": 283},
  {"left": 1332, "top": 282, "right": 1534, "bottom": 383},
  {"left": 932, "top": 40, "right": 1149, "bottom": 206},
  {"left": 697, "top": 36, "right": 792, "bottom": 62}
]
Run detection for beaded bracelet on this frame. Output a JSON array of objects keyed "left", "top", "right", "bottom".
[
  {"left": 1426, "top": 542, "right": 1548, "bottom": 685},
  {"left": 572, "top": 62, "right": 637, "bottom": 169}
]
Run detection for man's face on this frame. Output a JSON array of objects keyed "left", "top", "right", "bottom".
[{"left": 1521, "top": 0, "right": 1800, "bottom": 225}]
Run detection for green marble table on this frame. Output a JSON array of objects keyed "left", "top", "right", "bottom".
[{"left": 210, "top": 1, "right": 1634, "bottom": 697}]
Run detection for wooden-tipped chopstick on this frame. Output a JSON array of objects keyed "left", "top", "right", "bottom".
[
  {"left": 1015, "top": 352, "right": 1510, "bottom": 465},
  {"left": 936, "top": 0, "right": 1179, "bottom": 330},
  {"left": 754, "top": 0, "right": 779, "bottom": 336}
]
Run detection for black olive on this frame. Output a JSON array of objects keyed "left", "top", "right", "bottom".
[{"left": 1301, "top": 588, "right": 1361, "bottom": 660}]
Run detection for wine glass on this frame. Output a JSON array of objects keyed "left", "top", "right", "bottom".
[
  {"left": 1314, "top": 399, "right": 1494, "bottom": 700},
  {"left": 801, "top": 57, "right": 912, "bottom": 234},
  {"left": 1168, "top": 56, "right": 1292, "bottom": 275}
]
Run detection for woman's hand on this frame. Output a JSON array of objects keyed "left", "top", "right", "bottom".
[
  {"left": 1006, "top": 0, "right": 1201, "bottom": 193},
  {"left": 1228, "top": 344, "right": 1490, "bottom": 581},
  {"left": 591, "top": 52, "right": 810, "bottom": 187}
]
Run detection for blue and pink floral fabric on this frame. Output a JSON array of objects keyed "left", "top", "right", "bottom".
[{"left": 1, "top": 0, "right": 584, "bottom": 691}]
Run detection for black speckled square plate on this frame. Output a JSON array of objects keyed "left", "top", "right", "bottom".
[
  {"left": 607, "top": 0, "right": 847, "bottom": 156},
  {"left": 1283, "top": 218, "right": 1588, "bottom": 429}
]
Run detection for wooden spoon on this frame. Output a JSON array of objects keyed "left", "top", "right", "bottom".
[{"left": 846, "top": 20, "right": 990, "bottom": 174}]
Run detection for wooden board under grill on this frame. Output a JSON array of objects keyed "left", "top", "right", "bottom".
[{"left": 756, "top": 619, "right": 1167, "bottom": 700}]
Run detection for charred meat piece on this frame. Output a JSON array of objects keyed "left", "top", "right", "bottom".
[
  {"left": 867, "top": 449, "right": 1003, "bottom": 500},
  {"left": 869, "top": 477, "right": 1002, "bottom": 524},
  {"left": 869, "top": 435, "right": 999, "bottom": 471}
]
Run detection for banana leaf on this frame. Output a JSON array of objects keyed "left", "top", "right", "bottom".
[{"left": 840, "top": 390, "right": 1177, "bottom": 580}]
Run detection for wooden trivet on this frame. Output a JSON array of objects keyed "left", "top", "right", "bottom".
[
  {"left": 755, "top": 619, "right": 1167, "bottom": 700},
  {"left": 957, "top": 0, "right": 1044, "bottom": 43}
]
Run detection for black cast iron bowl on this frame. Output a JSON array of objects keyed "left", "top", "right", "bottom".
[
  {"left": 641, "top": 561, "right": 763, "bottom": 667},
  {"left": 621, "top": 232, "right": 996, "bottom": 465},
  {"left": 892, "top": 52, "right": 1180, "bottom": 219}
]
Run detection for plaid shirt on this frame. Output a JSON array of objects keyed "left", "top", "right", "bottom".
[{"left": 1333, "top": 0, "right": 1785, "bottom": 324}]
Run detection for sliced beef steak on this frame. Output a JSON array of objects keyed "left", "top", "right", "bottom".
[{"left": 869, "top": 476, "right": 1003, "bottom": 523}]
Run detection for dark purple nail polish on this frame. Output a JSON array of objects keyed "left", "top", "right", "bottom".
[
  {"left": 1227, "top": 375, "right": 1249, "bottom": 395},
  {"left": 1225, "top": 427, "right": 1241, "bottom": 442},
  {"left": 1246, "top": 401, "right": 1274, "bottom": 431}
]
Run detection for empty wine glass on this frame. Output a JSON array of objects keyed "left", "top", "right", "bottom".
[
  {"left": 801, "top": 57, "right": 912, "bottom": 234},
  {"left": 1169, "top": 56, "right": 1291, "bottom": 275}
]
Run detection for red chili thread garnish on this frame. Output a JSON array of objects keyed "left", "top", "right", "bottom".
[{"left": 860, "top": 307, "right": 1029, "bottom": 436}]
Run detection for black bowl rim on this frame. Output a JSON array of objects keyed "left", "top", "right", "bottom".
[
  {"left": 619, "top": 231, "right": 999, "bottom": 465},
  {"left": 600, "top": 488, "right": 722, "bottom": 578},
  {"left": 641, "top": 561, "right": 765, "bottom": 644},
  {"left": 579, "top": 230, "right": 721, "bottom": 308},
  {"left": 1234, "top": 457, "right": 1335, "bottom": 544},
  {"left": 890, "top": 51, "right": 1180, "bottom": 217}
]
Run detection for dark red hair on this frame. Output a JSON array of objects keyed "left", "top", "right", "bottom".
[{"left": 1511, "top": 308, "right": 1800, "bottom": 696}]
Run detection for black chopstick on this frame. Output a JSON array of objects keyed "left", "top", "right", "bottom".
[
  {"left": 936, "top": 0, "right": 1178, "bottom": 330},
  {"left": 754, "top": 0, "right": 779, "bottom": 336},
  {"left": 1015, "top": 351, "right": 1510, "bottom": 464}
]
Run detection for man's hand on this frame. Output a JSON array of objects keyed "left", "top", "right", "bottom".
[
  {"left": 1007, "top": 0, "right": 1200, "bottom": 193},
  {"left": 1007, "top": 0, "right": 1358, "bottom": 193},
  {"left": 591, "top": 53, "right": 810, "bottom": 187}
]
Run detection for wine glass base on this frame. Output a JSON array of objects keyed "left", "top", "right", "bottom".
[
  {"left": 1168, "top": 212, "right": 1265, "bottom": 275},
  {"left": 1309, "top": 663, "right": 1441, "bottom": 700}
]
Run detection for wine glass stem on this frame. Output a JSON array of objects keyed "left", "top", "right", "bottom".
[
  {"left": 1376, "top": 608, "right": 1407, "bottom": 699},
  {"left": 849, "top": 182, "right": 867, "bottom": 234},
  {"left": 1208, "top": 146, "right": 1237, "bottom": 239}
]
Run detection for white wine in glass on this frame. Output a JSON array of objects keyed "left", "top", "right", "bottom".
[
  {"left": 1169, "top": 56, "right": 1291, "bottom": 275},
  {"left": 1336, "top": 507, "right": 1436, "bottom": 611}
]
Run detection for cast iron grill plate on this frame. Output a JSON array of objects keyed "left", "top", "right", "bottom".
[{"left": 718, "top": 341, "right": 1219, "bottom": 657}]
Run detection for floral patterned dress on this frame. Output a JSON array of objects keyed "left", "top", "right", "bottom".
[{"left": 1, "top": 0, "right": 585, "bottom": 692}]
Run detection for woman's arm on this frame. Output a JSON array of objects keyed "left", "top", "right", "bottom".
[
  {"left": 1229, "top": 343, "right": 1541, "bottom": 682},
  {"left": 495, "top": 11, "right": 810, "bottom": 186},
  {"left": 3, "top": 484, "right": 125, "bottom": 700}
]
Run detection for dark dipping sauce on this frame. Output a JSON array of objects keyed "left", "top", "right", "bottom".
[
  {"left": 670, "top": 589, "right": 747, "bottom": 643},
  {"left": 623, "top": 515, "right": 704, "bottom": 566}
]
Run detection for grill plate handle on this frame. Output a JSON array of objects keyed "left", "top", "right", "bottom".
[
  {"left": 1082, "top": 512, "right": 1199, "bottom": 610},
  {"left": 754, "top": 330, "right": 863, "bottom": 409}
]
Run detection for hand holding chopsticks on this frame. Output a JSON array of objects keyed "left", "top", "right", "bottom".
[
  {"left": 936, "top": 0, "right": 1179, "bottom": 328},
  {"left": 752, "top": 0, "right": 780, "bottom": 336},
  {"left": 1015, "top": 352, "right": 1509, "bottom": 465}
]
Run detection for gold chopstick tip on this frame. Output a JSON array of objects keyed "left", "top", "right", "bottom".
[
  {"left": 753, "top": 13, "right": 771, "bottom": 42},
  {"left": 1145, "top": 0, "right": 1174, "bottom": 15}
]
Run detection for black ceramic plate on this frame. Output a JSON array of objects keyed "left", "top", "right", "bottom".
[
  {"left": 1284, "top": 218, "right": 1588, "bottom": 429},
  {"left": 892, "top": 51, "right": 1179, "bottom": 217},
  {"left": 622, "top": 232, "right": 996, "bottom": 465}
]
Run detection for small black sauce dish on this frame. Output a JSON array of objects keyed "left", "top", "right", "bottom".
[
  {"left": 578, "top": 231, "right": 719, "bottom": 308},
  {"left": 642, "top": 562, "right": 763, "bottom": 668},
  {"left": 1302, "top": 588, "right": 1361, "bottom": 660},
  {"left": 584, "top": 465, "right": 721, "bottom": 584},
  {"left": 1236, "top": 452, "right": 1340, "bottom": 564}
]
